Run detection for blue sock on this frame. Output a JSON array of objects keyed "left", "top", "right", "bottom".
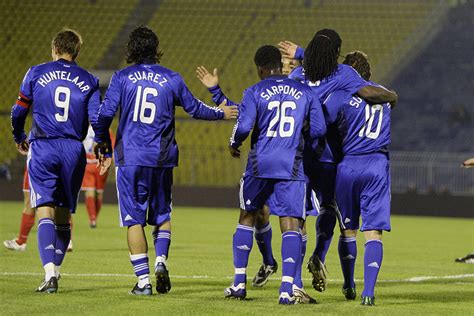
[
  {"left": 130, "top": 253, "right": 150, "bottom": 287},
  {"left": 362, "top": 240, "right": 383, "bottom": 298},
  {"left": 54, "top": 224, "right": 71, "bottom": 267},
  {"left": 232, "top": 224, "right": 254, "bottom": 286},
  {"left": 314, "top": 210, "right": 337, "bottom": 262},
  {"left": 293, "top": 232, "right": 307, "bottom": 289},
  {"left": 255, "top": 222, "right": 275, "bottom": 266},
  {"left": 338, "top": 236, "right": 357, "bottom": 289},
  {"left": 38, "top": 218, "right": 56, "bottom": 267},
  {"left": 280, "top": 231, "right": 301, "bottom": 296},
  {"left": 153, "top": 229, "right": 171, "bottom": 265}
]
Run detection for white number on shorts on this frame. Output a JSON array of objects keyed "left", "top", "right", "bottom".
[
  {"left": 359, "top": 104, "right": 383, "bottom": 140},
  {"left": 133, "top": 86, "right": 157, "bottom": 124},
  {"left": 266, "top": 101, "right": 296, "bottom": 138},
  {"left": 54, "top": 86, "right": 70, "bottom": 122}
]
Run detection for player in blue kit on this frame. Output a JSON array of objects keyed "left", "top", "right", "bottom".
[
  {"left": 324, "top": 51, "right": 392, "bottom": 306},
  {"left": 92, "top": 26, "right": 238, "bottom": 296},
  {"left": 225, "top": 45, "right": 326, "bottom": 304},
  {"left": 196, "top": 63, "right": 316, "bottom": 304},
  {"left": 278, "top": 29, "right": 398, "bottom": 293},
  {"left": 10, "top": 29, "right": 100, "bottom": 293}
]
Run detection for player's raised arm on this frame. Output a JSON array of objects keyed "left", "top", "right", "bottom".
[
  {"left": 228, "top": 90, "right": 256, "bottom": 158},
  {"left": 174, "top": 73, "right": 237, "bottom": 120},
  {"left": 278, "top": 41, "right": 304, "bottom": 60},
  {"left": 196, "top": 66, "right": 239, "bottom": 106}
]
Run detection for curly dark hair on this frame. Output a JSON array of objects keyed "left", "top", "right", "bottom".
[
  {"left": 303, "top": 28, "right": 341, "bottom": 82},
  {"left": 254, "top": 45, "right": 283, "bottom": 70},
  {"left": 343, "top": 51, "right": 371, "bottom": 80},
  {"left": 126, "top": 25, "right": 163, "bottom": 64}
]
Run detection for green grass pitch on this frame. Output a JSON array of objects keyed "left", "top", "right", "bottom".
[{"left": 1, "top": 201, "right": 473, "bottom": 315}]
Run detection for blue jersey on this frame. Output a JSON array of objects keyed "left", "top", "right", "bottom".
[
  {"left": 94, "top": 63, "right": 224, "bottom": 167},
  {"left": 289, "top": 64, "right": 369, "bottom": 163},
  {"left": 230, "top": 75, "right": 326, "bottom": 180},
  {"left": 324, "top": 82, "right": 391, "bottom": 156},
  {"left": 11, "top": 59, "right": 100, "bottom": 143}
]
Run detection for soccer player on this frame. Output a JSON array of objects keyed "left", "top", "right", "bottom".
[
  {"left": 92, "top": 26, "right": 238, "bottom": 296},
  {"left": 278, "top": 29, "right": 398, "bottom": 293},
  {"left": 196, "top": 65, "right": 316, "bottom": 303},
  {"left": 3, "top": 168, "right": 74, "bottom": 252},
  {"left": 225, "top": 45, "right": 326, "bottom": 304},
  {"left": 81, "top": 125, "right": 114, "bottom": 228},
  {"left": 11, "top": 28, "right": 100, "bottom": 293},
  {"left": 323, "top": 51, "right": 392, "bottom": 306}
]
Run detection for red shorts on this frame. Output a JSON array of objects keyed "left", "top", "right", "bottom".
[
  {"left": 81, "top": 163, "right": 109, "bottom": 192},
  {"left": 23, "top": 168, "right": 29, "bottom": 192}
]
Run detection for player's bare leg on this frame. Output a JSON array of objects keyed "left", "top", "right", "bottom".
[
  {"left": 293, "top": 221, "right": 317, "bottom": 304},
  {"left": 339, "top": 229, "right": 358, "bottom": 300},
  {"left": 361, "top": 230, "right": 383, "bottom": 306},
  {"left": 4, "top": 192, "right": 35, "bottom": 251},
  {"left": 278, "top": 216, "right": 301, "bottom": 305},
  {"left": 128, "top": 224, "right": 152, "bottom": 295},
  {"left": 225, "top": 209, "right": 257, "bottom": 300},
  {"left": 153, "top": 220, "right": 172, "bottom": 294},
  {"left": 84, "top": 189, "right": 97, "bottom": 228},
  {"left": 252, "top": 205, "right": 278, "bottom": 287},
  {"left": 35, "top": 205, "right": 58, "bottom": 293}
]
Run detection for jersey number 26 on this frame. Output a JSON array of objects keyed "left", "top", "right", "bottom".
[{"left": 266, "top": 101, "right": 296, "bottom": 138}]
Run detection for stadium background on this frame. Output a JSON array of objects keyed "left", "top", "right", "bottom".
[{"left": 0, "top": 0, "right": 472, "bottom": 213}]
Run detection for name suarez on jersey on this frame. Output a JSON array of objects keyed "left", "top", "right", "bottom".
[
  {"left": 260, "top": 85, "right": 303, "bottom": 101},
  {"left": 128, "top": 71, "right": 168, "bottom": 86},
  {"left": 37, "top": 71, "right": 90, "bottom": 92}
]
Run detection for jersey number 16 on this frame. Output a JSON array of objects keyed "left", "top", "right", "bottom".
[{"left": 133, "top": 86, "right": 157, "bottom": 124}]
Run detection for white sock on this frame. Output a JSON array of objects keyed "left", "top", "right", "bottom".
[
  {"left": 138, "top": 274, "right": 150, "bottom": 288},
  {"left": 54, "top": 265, "right": 61, "bottom": 278},
  {"left": 44, "top": 262, "right": 55, "bottom": 281},
  {"left": 155, "top": 255, "right": 167, "bottom": 268}
]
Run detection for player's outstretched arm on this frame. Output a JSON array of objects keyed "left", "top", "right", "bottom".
[
  {"left": 174, "top": 73, "right": 237, "bottom": 120},
  {"left": 357, "top": 86, "right": 398, "bottom": 108},
  {"left": 196, "top": 66, "right": 239, "bottom": 106},
  {"left": 278, "top": 41, "right": 305, "bottom": 60},
  {"left": 462, "top": 157, "right": 474, "bottom": 168}
]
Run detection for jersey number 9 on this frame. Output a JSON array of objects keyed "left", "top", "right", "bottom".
[
  {"left": 54, "top": 86, "right": 70, "bottom": 122},
  {"left": 133, "top": 86, "right": 157, "bottom": 124}
]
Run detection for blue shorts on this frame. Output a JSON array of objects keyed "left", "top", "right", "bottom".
[
  {"left": 304, "top": 161, "right": 337, "bottom": 217},
  {"left": 335, "top": 153, "right": 391, "bottom": 231},
  {"left": 27, "top": 139, "right": 86, "bottom": 213},
  {"left": 240, "top": 174, "right": 306, "bottom": 219},
  {"left": 116, "top": 166, "right": 173, "bottom": 227}
]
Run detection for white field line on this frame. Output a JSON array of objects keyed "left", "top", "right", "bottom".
[{"left": 1, "top": 272, "right": 473, "bottom": 283}]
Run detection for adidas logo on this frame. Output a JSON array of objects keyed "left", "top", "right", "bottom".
[
  {"left": 55, "top": 249, "right": 64, "bottom": 255},
  {"left": 124, "top": 215, "right": 134, "bottom": 221},
  {"left": 246, "top": 199, "right": 251, "bottom": 205},
  {"left": 342, "top": 254, "right": 355, "bottom": 260},
  {"left": 237, "top": 245, "right": 251, "bottom": 251},
  {"left": 344, "top": 218, "right": 351, "bottom": 224},
  {"left": 283, "top": 257, "right": 296, "bottom": 263},
  {"left": 368, "top": 262, "right": 380, "bottom": 268},
  {"left": 44, "top": 244, "right": 55, "bottom": 250},
  {"left": 37, "top": 193, "right": 42, "bottom": 200}
]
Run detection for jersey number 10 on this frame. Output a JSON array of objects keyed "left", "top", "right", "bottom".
[
  {"left": 133, "top": 86, "right": 157, "bottom": 124},
  {"left": 359, "top": 104, "right": 383, "bottom": 139}
]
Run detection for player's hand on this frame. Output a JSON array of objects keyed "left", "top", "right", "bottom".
[
  {"left": 94, "top": 142, "right": 112, "bottom": 159},
  {"left": 219, "top": 100, "right": 238, "bottom": 120},
  {"left": 462, "top": 157, "right": 474, "bottom": 168},
  {"left": 98, "top": 157, "right": 112, "bottom": 176},
  {"left": 196, "top": 66, "right": 219, "bottom": 88},
  {"left": 229, "top": 145, "right": 240, "bottom": 158},
  {"left": 16, "top": 140, "right": 29, "bottom": 156},
  {"left": 278, "top": 41, "right": 298, "bottom": 59}
]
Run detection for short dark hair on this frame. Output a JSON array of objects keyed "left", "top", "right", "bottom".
[
  {"left": 254, "top": 45, "right": 282, "bottom": 70},
  {"left": 343, "top": 51, "right": 371, "bottom": 80},
  {"left": 52, "top": 28, "right": 82, "bottom": 60},
  {"left": 303, "top": 28, "right": 342, "bottom": 82},
  {"left": 126, "top": 26, "right": 163, "bottom": 64}
]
